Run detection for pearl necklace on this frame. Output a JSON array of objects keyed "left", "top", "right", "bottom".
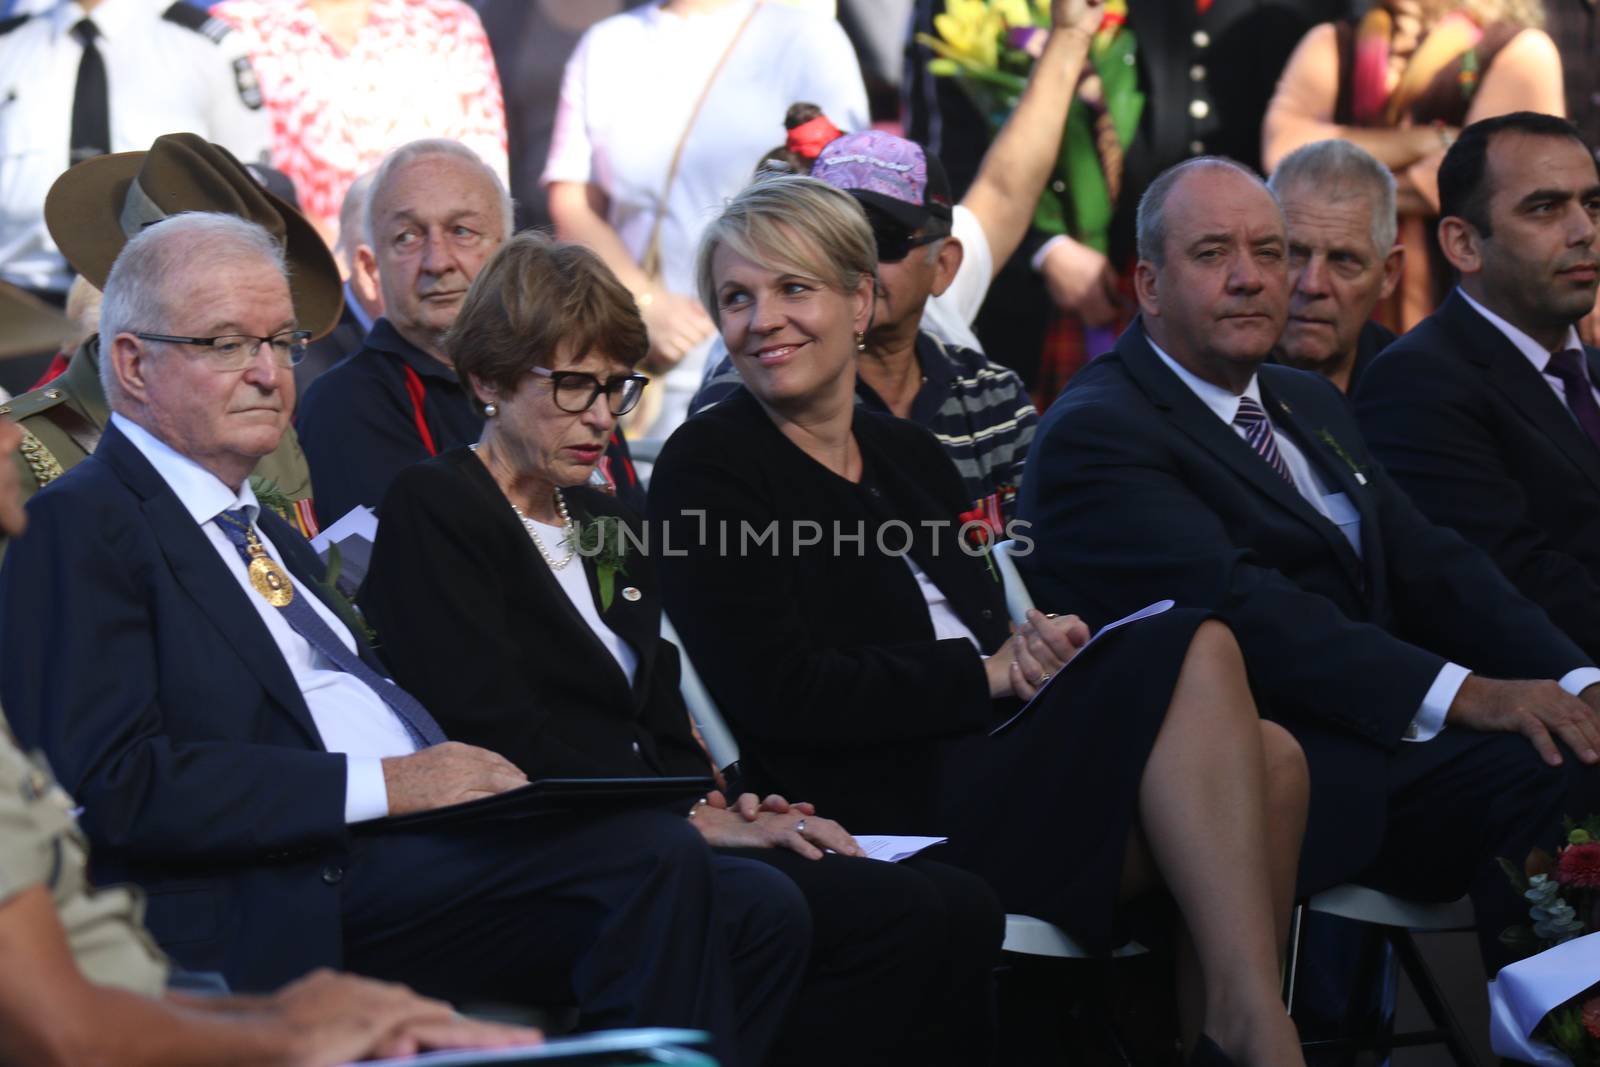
[{"left": 512, "top": 488, "right": 576, "bottom": 570}]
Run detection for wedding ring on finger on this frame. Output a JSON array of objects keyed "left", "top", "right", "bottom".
[
  {"left": 1037, "top": 672, "right": 1052, "bottom": 686},
  {"left": 795, "top": 818, "right": 807, "bottom": 835}
]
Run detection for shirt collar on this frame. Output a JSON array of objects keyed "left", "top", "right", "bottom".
[
  {"left": 343, "top": 281, "right": 375, "bottom": 333},
  {"left": 1148, "top": 336, "right": 1264, "bottom": 426},
  {"left": 1456, "top": 287, "right": 1584, "bottom": 373},
  {"left": 52, "top": 0, "right": 142, "bottom": 42},
  {"left": 367, "top": 318, "right": 460, "bottom": 382},
  {"left": 111, "top": 412, "right": 261, "bottom": 527}
]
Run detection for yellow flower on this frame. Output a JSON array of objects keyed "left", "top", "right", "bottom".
[
  {"left": 930, "top": 0, "right": 1002, "bottom": 70},
  {"left": 994, "top": 0, "right": 1032, "bottom": 26}
]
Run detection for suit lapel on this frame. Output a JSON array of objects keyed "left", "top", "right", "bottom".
[
  {"left": 568, "top": 489, "right": 658, "bottom": 710},
  {"left": 1443, "top": 293, "right": 1600, "bottom": 496},
  {"left": 1260, "top": 379, "right": 1372, "bottom": 590},
  {"left": 1120, "top": 325, "right": 1367, "bottom": 592},
  {"left": 97, "top": 427, "right": 325, "bottom": 747}
]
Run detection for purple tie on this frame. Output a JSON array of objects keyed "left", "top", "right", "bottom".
[
  {"left": 1234, "top": 396, "right": 1297, "bottom": 487},
  {"left": 1544, "top": 349, "right": 1600, "bottom": 453}
]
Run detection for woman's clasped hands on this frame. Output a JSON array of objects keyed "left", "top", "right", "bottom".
[
  {"left": 689, "top": 791, "right": 864, "bottom": 860},
  {"left": 985, "top": 609, "right": 1092, "bottom": 701}
]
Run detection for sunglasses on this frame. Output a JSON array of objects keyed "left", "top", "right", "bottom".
[{"left": 872, "top": 225, "right": 943, "bottom": 264}]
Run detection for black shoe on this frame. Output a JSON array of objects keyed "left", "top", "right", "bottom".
[{"left": 1189, "top": 1034, "right": 1239, "bottom": 1067}]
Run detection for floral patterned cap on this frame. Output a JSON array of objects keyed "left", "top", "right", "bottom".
[{"left": 812, "top": 131, "right": 954, "bottom": 232}]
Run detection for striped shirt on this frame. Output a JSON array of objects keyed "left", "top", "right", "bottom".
[{"left": 687, "top": 331, "right": 1037, "bottom": 528}]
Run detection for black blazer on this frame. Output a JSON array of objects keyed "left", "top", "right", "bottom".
[
  {"left": 1017, "top": 321, "right": 1590, "bottom": 886},
  {"left": 648, "top": 391, "right": 1013, "bottom": 834},
  {"left": 359, "top": 449, "right": 709, "bottom": 782},
  {"left": 1355, "top": 290, "right": 1600, "bottom": 661},
  {"left": 0, "top": 422, "right": 362, "bottom": 990}
]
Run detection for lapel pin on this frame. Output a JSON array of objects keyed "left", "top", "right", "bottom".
[{"left": 621, "top": 587, "right": 642, "bottom": 602}]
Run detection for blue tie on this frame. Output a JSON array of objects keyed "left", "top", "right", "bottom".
[{"left": 214, "top": 508, "right": 447, "bottom": 748}]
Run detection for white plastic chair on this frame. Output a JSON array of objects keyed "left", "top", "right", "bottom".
[{"left": 1285, "top": 887, "right": 1482, "bottom": 1066}]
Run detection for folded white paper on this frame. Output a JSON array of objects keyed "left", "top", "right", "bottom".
[
  {"left": 853, "top": 835, "right": 948, "bottom": 863},
  {"left": 990, "top": 599, "right": 1176, "bottom": 736},
  {"left": 1488, "top": 931, "right": 1600, "bottom": 1066}
]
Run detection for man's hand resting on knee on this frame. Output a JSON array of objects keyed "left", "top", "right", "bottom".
[
  {"left": 381, "top": 742, "right": 529, "bottom": 815},
  {"left": 1447, "top": 676, "right": 1600, "bottom": 767}
]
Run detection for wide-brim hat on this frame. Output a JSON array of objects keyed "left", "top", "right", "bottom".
[
  {"left": 0, "top": 281, "right": 73, "bottom": 360},
  {"left": 43, "top": 132, "right": 343, "bottom": 339}
]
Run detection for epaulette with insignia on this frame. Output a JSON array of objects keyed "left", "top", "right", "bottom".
[
  {"left": 0, "top": 383, "right": 71, "bottom": 422},
  {"left": 161, "top": 1, "right": 232, "bottom": 44},
  {"left": 0, "top": 13, "right": 31, "bottom": 35}
]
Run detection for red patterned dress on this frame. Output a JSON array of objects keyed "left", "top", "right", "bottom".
[{"left": 211, "top": 0, "right": 509, "bottom": 246}]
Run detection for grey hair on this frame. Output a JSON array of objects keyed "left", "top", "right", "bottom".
[
  {"left": 1136, "top": 156, "right": 1271, "bottom": 265},
  {"left": 365, "top": 138, "right": 514, "bottom": 248},
  {"left": 334, "top": 169, "right": 378, "bottom": 270},
  {"left": 1268, "top": 139, "right": 1399, "bottom": 254},
  {"left": 98, "top": 212, "right": 287, "bottom": 404}
]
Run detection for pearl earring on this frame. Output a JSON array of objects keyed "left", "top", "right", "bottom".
[
  {"left": 484, "top": 402, "right": 498, "bottom": 417},
  {"left": 854, "top": 331, "right": 866, "bottom": 353}
]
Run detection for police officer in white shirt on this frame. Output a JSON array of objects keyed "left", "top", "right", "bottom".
[{"left": 0, "top": 0, "right": 270, "bottom": 300}]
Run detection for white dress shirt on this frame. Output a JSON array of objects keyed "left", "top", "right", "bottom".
[
  {"left": 113, "top": 414, "right": 414, "bottom": 823},
  {"left": 1456, "top": 288, "right": 1597, "bottom": 413},
  {"left": 524, "top": 515, "right": 639, "bottom": 687},
  {"left": 0, "top": 0, "right": 271, "bottom": 293}
]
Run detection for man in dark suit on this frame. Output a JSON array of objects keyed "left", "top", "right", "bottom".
[
  {"left": 1268, "top": 139, "right": 1402, "bottom": 395},
  {"left": 0, "top": 211, "right": 807, "bottom": 1067},
  {"left": 1356, "top": 113, "right": 1600, "bottom": 663},
  {"left": 1018, "top": 156, "right": 1600, "bottom": 969}
]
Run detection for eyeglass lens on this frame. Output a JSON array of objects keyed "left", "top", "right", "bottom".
[{"left": 552, "top": 373, "right": 645, "bottom": 416}]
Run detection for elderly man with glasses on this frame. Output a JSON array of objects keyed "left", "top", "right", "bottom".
[{"left": 0, "top": 209, "right": 812, "bottom": 1067}]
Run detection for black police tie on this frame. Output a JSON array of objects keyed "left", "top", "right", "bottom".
[{"left": 69, "top": 18, "right": 110, "bottom": 164}]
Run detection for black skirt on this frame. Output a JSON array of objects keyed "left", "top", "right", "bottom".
[{"left": 940, "top": 606, "right": 1211, "bottom": 956}]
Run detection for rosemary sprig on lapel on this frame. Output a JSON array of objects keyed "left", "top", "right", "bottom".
[
  {"left": 571, "top": 513, "right": 630, "bottom": 612},
  {"left": 1315, "top": 428, "right": 1369, "bottom": 485}
]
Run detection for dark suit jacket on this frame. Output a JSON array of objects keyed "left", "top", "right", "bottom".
[
  {"left": 0, "top": 422, "right": 372, "bottom": 989},
  {"left": 648, "top": 391, "right": 1013, "bottom": 834},
  {"left": 1017, "top": 320, "right": 1590, "bottom": 886},
  {"left": 359, "top": 449, "right": 708, "bottom": 781},
  {"left": 1355, "top": 291, "right": 1600, "bottom": 661}
]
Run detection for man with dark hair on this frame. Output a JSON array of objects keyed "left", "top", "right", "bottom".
[
  {"left": 1020, "top": 154, "right": 1600, "bottom": 969},
  {"left": 1356, "top": 111, "right": 1600, "bottom": 661}
]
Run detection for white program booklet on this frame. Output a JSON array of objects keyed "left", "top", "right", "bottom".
[
  {"left": 990, "top": 599, "right": 1176, "bottom": 737},
  {"left": 348, "top": 1027, "right": 711, "bottom": 1066},
  {"left": 852, "top": 835, "right": 948, "bottom": 863}
]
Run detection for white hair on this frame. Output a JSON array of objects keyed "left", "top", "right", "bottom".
[
  {"left": 1268, "top": 139, "right": 1399, "bottom": 255},
  {"left": 98, "top": 212, "right": 287, "bottom": 403},
  {"left": 364, "top": 139, "right": 514, "bottom": 248}
]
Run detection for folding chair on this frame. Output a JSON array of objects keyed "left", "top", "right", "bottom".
[{"left": 1285, "top": 886, "right": 1483, "bottom": 1067}]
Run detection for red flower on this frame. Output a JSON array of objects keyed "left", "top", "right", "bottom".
[
  {"left": 1556, "top": 842, "right": 1600, "bottom": 889},
  {"left": 1582, "top": 996, "right": 1600, "bottom": 1040}
]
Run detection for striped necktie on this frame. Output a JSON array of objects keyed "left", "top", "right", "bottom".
[{"left": 1233, "top": 395, "right": 1297, "bottom": 488}]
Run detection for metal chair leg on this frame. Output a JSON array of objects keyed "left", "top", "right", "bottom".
[
  {"left": 1389, "top": 929, "right": 1485, "bottom": 1067},
  {"left": 1283, "top": 901, "right": 1306, "bottom": 1011}
]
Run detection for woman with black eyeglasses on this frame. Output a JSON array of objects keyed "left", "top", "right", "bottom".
[{"left": 359, "top": 230, "right": 1005, "bottom": 1067}]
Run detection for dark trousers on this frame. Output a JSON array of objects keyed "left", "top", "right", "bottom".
[
  {"left": 341, "top": 808, "right": 809, "bottom": 1067},
  {"left": 1353, "top": 729, "right": 1599, "bottom": 974},
  {"left": 721, "top": 848, "right": 1004, "bottom": 1067}
]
